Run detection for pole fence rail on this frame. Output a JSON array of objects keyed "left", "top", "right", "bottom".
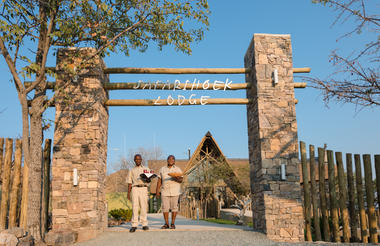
[
  {"left": 300, "top": 140, "right": 380, "bottom": 243},
  {"left": 0, "top": 138, "right": 52, "bottom": 232}
]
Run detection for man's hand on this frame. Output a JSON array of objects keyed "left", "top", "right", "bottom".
[
  {"left": 127, "top": 193, "right": 131, "bottom": 201},
  {"left": 173, "top": 176, "right": 183, "bottom": 183},
  {"left": 156, "top": 192, "right": 160, "bottom": 199}
]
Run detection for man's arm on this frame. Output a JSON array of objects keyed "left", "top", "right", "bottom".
[
  {"left": 156, "top": 178, "right": 161, "bottom": 198},
  {"left": 126, "top": 170, "right": 132, "bottom": 200},
  {"left": 174, "top": 167, "right": 183, "bottom": 183},
  {"left": 127, "top": 183, "right": 132, "bottom": 200}
]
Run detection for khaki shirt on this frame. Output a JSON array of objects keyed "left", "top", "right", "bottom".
[
  {"left": 126, "top": 165, "right": 152, "bottom": 186},
  {"left": 159, "top": 165, "right": 182, "bottom": 196}
]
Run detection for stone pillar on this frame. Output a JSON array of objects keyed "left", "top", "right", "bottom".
[
  {"left": 51, "top": 48, "right": 109, "bottom": 242},
  {"left": 245, "top": 34, "right": 304, "bottom": 242}
]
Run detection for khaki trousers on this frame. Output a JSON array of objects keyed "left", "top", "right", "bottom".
[{"left": 131, "top": 187, "right": 148, "bottom": 227}]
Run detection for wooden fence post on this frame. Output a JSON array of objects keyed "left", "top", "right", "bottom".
[
  {"left": 309, "top": 145, "right": 321, "bottom": 241},
  {"left": 354, "top": 154, "right": 368, "bottom": 243},
  {"left": 41, "top": 139, "right": 52, "bottom": 235},
  {"left": 0, "top": 138, "right": 4, "bottom": 178},
  {"left": 0, "top": 138, "right": 13, "bottom": 230},
  {"left": 318, "top": 147, "right": 330, "bottom": 241},
  {"left": 336, "top": 152, "right": 350, "bottom": 242},
  {"left": 20, "top": 152, "right": 29, "bottom": 229},
  {"left": 327, "top": 150, "right": 340, "bottom": 242},
  {"left": 374, "top": 155, "right": 380, "bottom": 215},
  {"left": 346, "top": 153, "right": 359, "bottom": 241},
  {"left": 363, "top": 154, "right": 378, "bottom": 243},
  {"left": 8, "top": 139, "right": 22, "bottom": 228},
  {"left": 300, "top": 141, "right": 312, "bottom": 241}
]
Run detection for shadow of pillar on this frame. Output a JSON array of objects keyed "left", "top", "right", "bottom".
[
  {"left": 245, "top": 34, "right": 304, "bottom": 242},
  {"left": 50, "top": 48, "right": 109, "bottom": 243}
]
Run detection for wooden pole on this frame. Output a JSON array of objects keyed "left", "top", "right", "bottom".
[
  {"left": 300, "top": 141, "right": 312, "bottom": 241},
  {"left": 104, "top": 67, "right": 250, "bottom": 74},
  {"left": 309, "top": 145, "right": 322, "bottom": 241},
  {"left": 105, "top": 82, "right": 250, "bottom": 90},
  {"left": 374, "top": 155, "right": 380, "bottom": 217},
  {"left": 105, "top": 98, "right": 250, "bottom": 106},
  {"left": 46, "top": 66, "right": 311, "bottom": 74},
  {"left": 8, "top": 139, "right": 22, "bottom": 228},
  {"left": 318, "top": 147, "right": 330, "bottom": 241},
  {"left": 293, "top": 67, "right": 311, "bottom": 73},
  {"left": 19, "top": 151, "right": 29, "bottom": 229},
  {"left": 346, "top": 153, "right": 359, "bottom": 241},
  {"left": 41, "top": 139, "right": 52, "bottom": 235},
  {"left": 0, "top": 138, "right": 13, "bottom": 230},
  {"left": 354, "top": 154, "right": 368, "bottom": 243},
  {"left": 0, "top": 138, "right": 4, "bottom": 180},
  {"left": 327, "top": 150, "right": 340, "bottom": 242},
  {"left": 363, "top": 154, "right": 378, "bottom": 243},
  {"left": 25, "top": 81, "right": 307, "bottom": 90},
  {"left": 336, "top": 152, "right": 350, "bottom": 242}
]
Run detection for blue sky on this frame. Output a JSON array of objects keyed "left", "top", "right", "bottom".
[{"left": 0, "top": 1, "right": 379, "bottom": 172}]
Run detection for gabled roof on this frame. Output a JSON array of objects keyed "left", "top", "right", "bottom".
[{"left": 184, "top": 131, "right": 248, "bottom": 195}]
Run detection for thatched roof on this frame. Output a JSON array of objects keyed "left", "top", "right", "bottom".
[{"left": 183, "top": 131, "right": 248, "bottom": 195}]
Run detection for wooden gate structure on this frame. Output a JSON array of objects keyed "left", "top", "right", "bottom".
[{"left": 27, "top": 33, "right": 310, "bottom": 242}]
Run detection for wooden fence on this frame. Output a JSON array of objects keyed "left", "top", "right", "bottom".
[
  {"left": 0, "top": 138, "right": 51, "bottom": 232},
  {"left": 300, "top": 141, "right": 380, "bottom": 243}
]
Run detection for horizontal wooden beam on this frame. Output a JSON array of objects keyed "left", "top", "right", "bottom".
[
  {"left": 103, "top": 67, "right": 311, "bottom": 74},
  {"left": 104, "top": 67, "right": 249, "bottom": 74},
  {"left": 293, "top": 67, "right": 311, "bottom": 73},
  {"left": 293, "top": 82, "right": 307, "bottom": 88},
  {"left": 45, "top": 67, "right": 311, "bottom": 74},
  {"left": 28, "top": 97, "right": 299, "bottom": 106},
  {"left": 25, "top": 82, "right": 306, "bottom": 90},
  {"left": 106, "top": 82, "right": 248, "bottom": 90},
  {"left": 105, "top": 98, "right": 250, "bottom": 106}
]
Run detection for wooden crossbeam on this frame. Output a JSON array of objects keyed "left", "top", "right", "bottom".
[
  {"left": 24, "top": 81, "right": 307, "bottom": 90},
  {"left": 28, "top": 98, "right": 299, "bottom": 107},
  {"left": 105, "top": 98, "right": 250, "bottom": 106},
  {"left": 44, "top": 67, "right": 311, "bottom": 74}
]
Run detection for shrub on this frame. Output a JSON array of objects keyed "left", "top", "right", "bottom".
[{"left": 108, "top": 208, "right": 132, "bottom": 221}]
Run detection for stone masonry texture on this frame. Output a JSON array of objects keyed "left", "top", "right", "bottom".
[
  {"left": 51, "top": 48, "right": 109, "bottom": 242},
  {"left": 245, "top": 34, "right": 304, "bottom": 242}
]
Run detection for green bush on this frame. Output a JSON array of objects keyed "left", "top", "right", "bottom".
[{"left": 108, "top": 208, "right": 132, "bottom": 221}]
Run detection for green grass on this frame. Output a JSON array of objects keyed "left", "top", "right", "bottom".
[
  {"left": 202, "top": 218, "right": 253, "bottom": 228},
  {"left": 201, "top": 218, "right": 237, "bottom": 225},
  {"left": 106, "top": 192, "right": 132, "bottom": 211}
]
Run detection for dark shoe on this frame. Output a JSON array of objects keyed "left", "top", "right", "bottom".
[
  {"left": 129, "top": 227, "right": 137, "bottom": 233},
  {"left": 142, "top": 226, "right": 149, "bottom": 231},
  {"left": 170, "top": 224, "right": 176, "bottom": 229},
  {"left": 161, "top": 224, "right": 169, "bottom": 229}
]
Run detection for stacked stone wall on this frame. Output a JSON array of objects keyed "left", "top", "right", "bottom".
[
  {"left": 245, "top": 34, "right": 304, "bottom": 242},
  {"left": 51, "top": 48, "right": 109, "bottom": 242}
]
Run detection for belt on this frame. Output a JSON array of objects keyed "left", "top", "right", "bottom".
[{"left": 133, "top": 184, "right": 148, "bottom": 187}]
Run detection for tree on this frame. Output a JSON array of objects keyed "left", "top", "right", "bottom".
[
  {"left": 0, "top": 0, "right": 209, "bottom": 241},
  {"left": 304, "top": 0, "right": 379, "bottom": 107},
  {"left": 111, "top": 146, "right": 163, "bottom": 171}
]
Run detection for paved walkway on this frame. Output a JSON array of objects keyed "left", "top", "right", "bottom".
[
  {"left": 74, "top": 214, "right": 375, "bottom": 245},
  {"left": 74, "top": 214, "right": 277, "bottom": 246},
  {"left": 107, "top": 213, "right": 251, "bottom": 232}
]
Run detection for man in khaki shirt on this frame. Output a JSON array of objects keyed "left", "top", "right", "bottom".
[
  {"left": 127, "top": 154, "right": 152, "bottom": 232},
  {"left": 156, "top": 155, "right": 183, "bottom": 229}
]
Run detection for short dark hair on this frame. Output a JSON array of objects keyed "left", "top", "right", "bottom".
[
  {"left": 134, "top": 154, "right": 142, "bottom": 160},
  {"left": 167, "top": 155, "right": 175, "bottom": 160}
]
